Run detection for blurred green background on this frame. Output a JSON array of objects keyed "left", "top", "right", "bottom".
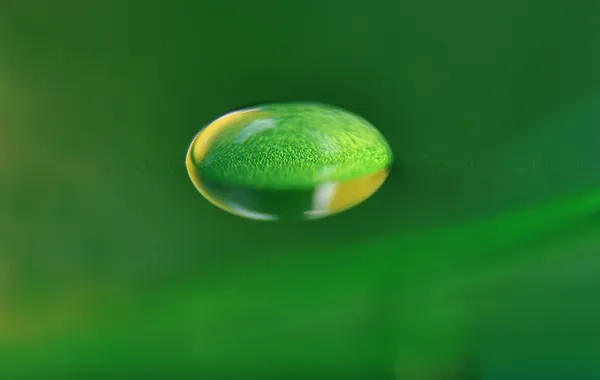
[{"left": 1, "top": 1, "right": 599, "bottom": 378}]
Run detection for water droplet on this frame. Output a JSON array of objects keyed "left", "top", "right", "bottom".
[{"left": 186, "top": 102, "right": 393, "bottom": 221}]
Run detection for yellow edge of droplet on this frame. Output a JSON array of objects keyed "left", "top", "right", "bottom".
[
  {"left": 191, "top": 108, "right": 259, "bottom": 162},
  {"left": 186, "top": 108, "right": 259, "bottom": 215},
  {"left": 329, "top": 168, "right": 389, "bottom": 214}
]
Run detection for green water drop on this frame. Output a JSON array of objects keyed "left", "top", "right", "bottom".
[{"left": 186, "top": 102, "right": 393, "bottom": 221}]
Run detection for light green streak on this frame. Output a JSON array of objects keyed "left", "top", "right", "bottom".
[{"left": 3, "top": 187, "right": 600, "bottom": 375}]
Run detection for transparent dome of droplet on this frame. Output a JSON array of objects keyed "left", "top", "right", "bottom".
[{"left": 186, "top": 102, "right": 393, "bottom": 221}]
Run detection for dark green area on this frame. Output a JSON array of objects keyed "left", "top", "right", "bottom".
[
  {"left": 1, "top": 0, "right": 600, "bottom": 378},
  {"left": 193, "top": 102, "right": 392, "bottom": 189},
  {"left": 200, "top": 177, "right": 320, "bottom": 220}
]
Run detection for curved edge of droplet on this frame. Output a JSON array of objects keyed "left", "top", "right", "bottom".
[{"left": 186, "top": 131, "right": 280, "bottom": 222}]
